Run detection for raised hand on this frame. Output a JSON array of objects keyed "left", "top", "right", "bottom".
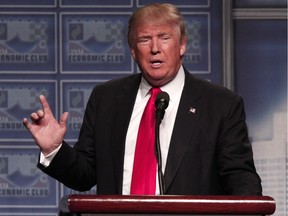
[{"left": 23, "top": 95, "right": 69, "bottom": 156}]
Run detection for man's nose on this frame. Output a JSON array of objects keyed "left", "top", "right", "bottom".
[{"left": 151, "top": 38, "right": 160, "bottom": 54}]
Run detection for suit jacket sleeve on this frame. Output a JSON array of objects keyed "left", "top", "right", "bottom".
[
  {"left": 37, "top": 86, "right": 99, "bottom": 191},
  {"left": 37, "top": 74, "right": 141, "bottom": 193}
]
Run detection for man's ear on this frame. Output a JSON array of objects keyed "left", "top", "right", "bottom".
[
  {"left": 130, "top": 48, "right": 136, "bottom": 59},
  {"left": 180, "top": 37, "right": 187, "bottom": 56},
  {"left": 180, "top": 45, "right": 186, "bottom": 56}
]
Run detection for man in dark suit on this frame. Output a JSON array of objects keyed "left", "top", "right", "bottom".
[{"left": 23, "top": 3, "right": 262, "bottom": 196}]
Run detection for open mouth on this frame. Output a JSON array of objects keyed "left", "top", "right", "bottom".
[{"left": 151, "top": 60, "right": 163, "bottom": 67}]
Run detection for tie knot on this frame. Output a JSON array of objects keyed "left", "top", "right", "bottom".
[{"left": 150, "top": 87, "right": 161, "bottom": 98}]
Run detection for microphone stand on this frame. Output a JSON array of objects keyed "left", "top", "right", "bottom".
[
  {"left": 154, "top": 91, "right": 169, "bottom": 195},
  {"left": 155, "top": 113, "right": 165, "bottom": 195}
]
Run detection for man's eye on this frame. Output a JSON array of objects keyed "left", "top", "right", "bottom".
[
  {"left": 138, "top": 38, "right": 150, "bottom": 44},
  {"left": 161, "top": 36, "right": 170, "bottom": 41}
]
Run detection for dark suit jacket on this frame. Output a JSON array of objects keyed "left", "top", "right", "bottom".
[{"left": 39, "top": 69, "right": 262, "bottom": 195}]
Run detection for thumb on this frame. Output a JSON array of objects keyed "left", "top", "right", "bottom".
[{"left": 59, "top": 112, "right": 69, "bottom": 128}]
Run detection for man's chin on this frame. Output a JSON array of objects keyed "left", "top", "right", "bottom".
[{"left": 144, "top": 76, "right": 171, "bottom": 87}]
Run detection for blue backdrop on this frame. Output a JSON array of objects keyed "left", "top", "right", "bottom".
[
  {"left": 0, "top": 0, "right": 286, "bottom": 215},
  {"left": 0, "top": 1, "right": 222, "bottom": 215}
]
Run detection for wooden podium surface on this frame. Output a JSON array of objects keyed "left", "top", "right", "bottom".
[{"left": 60, "top": 195, "right": 275, "bottom": 215}]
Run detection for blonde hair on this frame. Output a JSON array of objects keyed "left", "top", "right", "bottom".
[{"left": 127, "top": 3, "right": 187, "bottom": 48}]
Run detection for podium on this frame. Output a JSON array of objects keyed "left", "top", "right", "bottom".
[{"left": 60, "top": 195, "right": 275, "bottom": 216}]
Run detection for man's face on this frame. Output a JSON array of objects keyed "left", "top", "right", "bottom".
[{"left": 130, "top": 23, "right": 187, "bottom": 87}]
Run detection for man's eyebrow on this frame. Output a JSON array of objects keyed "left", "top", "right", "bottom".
[{"left": 158, "top": 32, "right": 172, "bottom": 36}]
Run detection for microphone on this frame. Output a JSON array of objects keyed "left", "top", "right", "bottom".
[
  {"left": 154, "top": 91, "right": 169, "bottom": 195},
  {"left": 155, "top": 91, "right": 170, "bottom": 124}
]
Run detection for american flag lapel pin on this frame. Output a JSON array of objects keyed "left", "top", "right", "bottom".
[{"left": 189, "top": 107, "right": 196, "bottom": 114}]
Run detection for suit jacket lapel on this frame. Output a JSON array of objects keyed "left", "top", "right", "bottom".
[
  {"left": 111, "top": 74, "right": 142, "bottom": 194},
  {"left": 164, "top": 72, "right": 202, "bottom": 192}
]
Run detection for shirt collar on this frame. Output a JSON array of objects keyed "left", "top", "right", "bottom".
[
  {"left": 139, "top": 65, "right": 185, "bottom": 101},
  {"left": 161, "top": 66, "right": 185, "bottom": 102},
  {"left": 138, "top": 65, "right": 185, "bottom": 102}
]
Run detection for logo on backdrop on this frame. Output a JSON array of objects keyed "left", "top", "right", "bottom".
[
  {"left": 0, "top": 14, "right": 56, "bottom": 73},
  {"left": 0, "top": 150, "right": 49, "bottom": 198},
  {"left": 61, "top": 13, "right": 131, "bottom": 73},
  {"left": 0, "top": 18, "right": 48, "bottom": 63},
  {"left": 68, "top": 19, "right": 124, "bottom": 63},
  {"left": 183, "top": 13, "right": 210, "bottom": 74}
]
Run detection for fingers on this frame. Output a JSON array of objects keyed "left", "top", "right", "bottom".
[
  {"left": 59, "top": 112, "right": 69, "bottom": 128},
  {"left": 22, "top": 117, "right": 35, "bottom": 131},
  {"left": 24, "top": 95, "right": 68, "bottom": 130},
  {"left": 39, "top": 95, "right": 53, "bottom": 116},
  {"left": 23, "top": 117, "right": 30, "bottom": 129},
  {"left": 29, "top": 109, "right": 44, "bottom": 121},
  {"left": 29, "top": 95, "right": 53, "bottom": 120},
  {"left": 23, "top": 95, "right": 50, "bottom": 128}
]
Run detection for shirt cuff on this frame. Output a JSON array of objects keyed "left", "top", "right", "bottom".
[{"left": 39, "top": 144, "right": 62, "bottom": 167}]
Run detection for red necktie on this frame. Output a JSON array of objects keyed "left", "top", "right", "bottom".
[{"left": 130, "top": 87, "right": 161, "bottom": 195}]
